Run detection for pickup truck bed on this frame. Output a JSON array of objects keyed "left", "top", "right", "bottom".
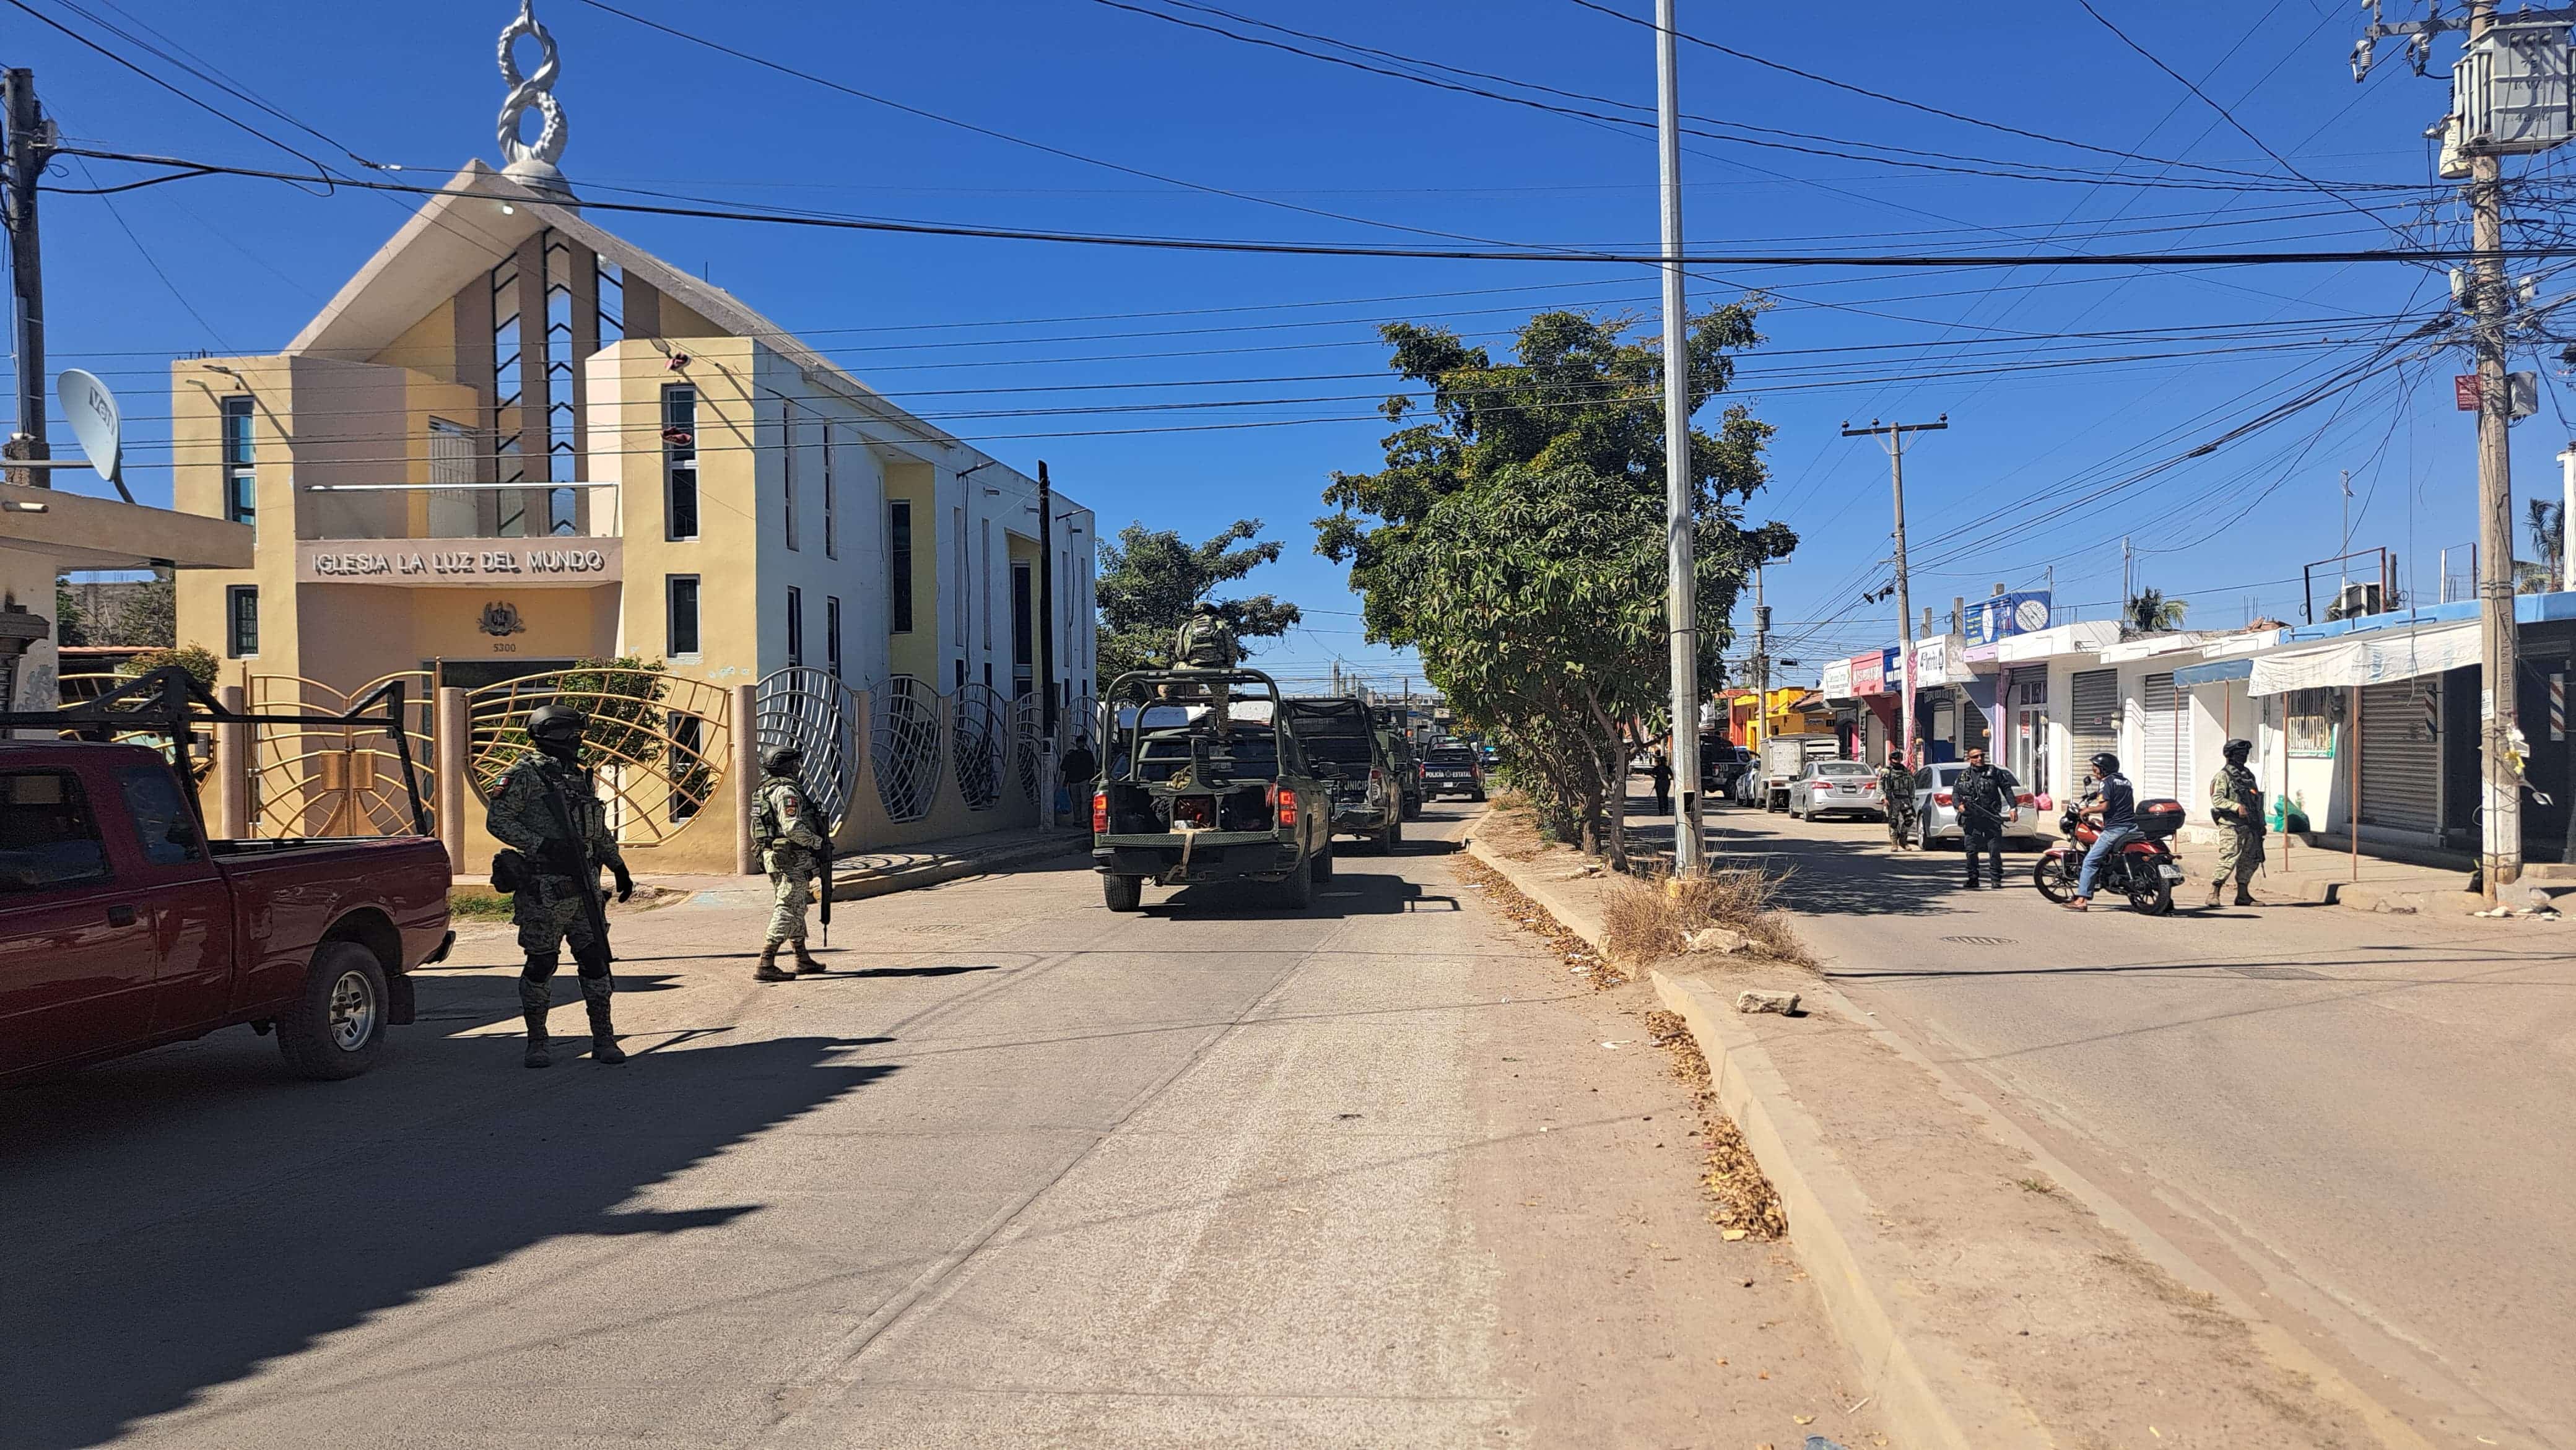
[{"left": 1, "top": 742, "right": 452, "bottom": 1085}]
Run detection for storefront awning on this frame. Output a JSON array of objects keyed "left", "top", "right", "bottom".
[
  {"left": 2171, "top": 658, "right": 2252, "bottom": 687},
  {"left": 2247, "top": 619, "right": 2479, "bottom": 696}
]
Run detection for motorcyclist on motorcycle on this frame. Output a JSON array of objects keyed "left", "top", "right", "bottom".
[{"left": 2064, "top": 752, "right": 2138, "bottom": 912}]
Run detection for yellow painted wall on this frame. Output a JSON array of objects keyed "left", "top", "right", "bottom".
[
  {"left": 885, "top": 459, "right": 938, "bottom": 681},
  {"left": 371, "top": 300, "right": 458, "bottom": 385},
  {"left": 599, "top": 334, "right": 762, "bottom": 689}
]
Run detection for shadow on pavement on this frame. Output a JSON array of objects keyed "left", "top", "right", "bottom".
[
  {"left": 1, "top": 1022, "right": 892, "bottom": 1450},
  {"left": 1148, "top": 858, "right": 1459, "bottom": 920}
]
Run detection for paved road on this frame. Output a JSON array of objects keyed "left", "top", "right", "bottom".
[
  {"left": 1692, "top": 797, "right": 2576, "bottom": 1449},
  {"left": 6, "top": 804, "right": 1877, "bottom": 1450}
]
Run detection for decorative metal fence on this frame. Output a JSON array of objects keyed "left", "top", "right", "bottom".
[
  {"left": 463, "top": 665, "right": 730, "bottom": 846},
  {"left": 754, "top": 666, "right": 857, "bottom": 831},
  {"left": 250, "top": 671, "right": 438, "bottom": 838},
  {"left": 952, "top": 682, "right": 1009, "bottom": 812},
  {"left": 872, "top": 674, "right": 942, "bottom": 823},
  {"left": 1013, "top": 695, "right": 1045, "bottom": 802}
]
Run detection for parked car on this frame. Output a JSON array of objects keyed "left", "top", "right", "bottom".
[
  {"left": 0, "top": 740, "right": 454, "bottom": 1085},
  {"left": 1906, "top": 762, "right": 2042, "bottom": 848},
  {"left": 1419, "top": 743, "right": 1486, "bottom": 801},
  {"left": 1284, "top": 697, "right": 1402, "bottom": 854},
  {"left": 1756, "top": 733, "right": 1842, "bottom": 811},
  {"left": 1092, "top": 669, "right": 1333, "bottom": 911},
  {"left": 1787, "top": 760, "right": 1884, "bottom": 822}
]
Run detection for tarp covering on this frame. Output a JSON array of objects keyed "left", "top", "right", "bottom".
[
  {"left": 2247, "top": 619, "right": 2479, "bottom": 697},
  {"left": 2172, "top": 657, "right": 2253, "bottom": 687}
]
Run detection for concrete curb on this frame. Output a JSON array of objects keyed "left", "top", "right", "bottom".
[
  {"left": 1460, "top": 832, "right": 1607, "bottom": 944},
  {"left": 1653, "top": 971, "right": 2041, "bottom": 1450},
  {"left": 827, "top": 835, "right": 1089, "bottom": 904}
]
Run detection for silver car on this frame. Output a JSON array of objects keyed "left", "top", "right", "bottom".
[
  {"left": 1907, "top": 762, "right": 2043, "bottom": 848},
  {"left": 1788, "top": 760, "right": 1883, "bottom": 822}
]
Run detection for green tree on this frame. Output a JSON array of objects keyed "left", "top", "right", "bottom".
[
  {"left": 2125, "top": 588, "right": 2189, "bottom": 633},
  {"left": 115, "top": 643, "right": 220, "bottom": 687},
  {"left": 2517, "top": 498, "right": 2565, "bottom": 594},
  {"left": 1318, "top": 302, "right": 1782, "bottom": 647},
  {"left": 1095, "top": 519, "right": 1303, "bottom": 681},
  {"left": 53, "top": 581, "right": 89, "bottom": 648},
  {"left": 1399, "top": 464, "right": 1770, "bottom": 862},
  {"left": 106, "top": 572, "right": 176, "bottom": 648}
]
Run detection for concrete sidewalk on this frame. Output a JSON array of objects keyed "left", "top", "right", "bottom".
[
  {"left": 827, "top": 824, "right": 1089, "bottom": 902},
  {"left": 1461, "top": 809, "right": 2432, "bottom": 1450}
]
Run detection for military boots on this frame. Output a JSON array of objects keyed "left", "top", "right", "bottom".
[
  {"left": 518, "top": 974, "right": 553, "bottom": 1070},
  {"left": 581, "top": 976, "right": 627, "bottom": 1064},
  {"left": 791, "top": 940, "right": 824, "bottom": 975},
  {"left": 2205, "top": 879, "right": 2226, "bottom": 908},
  {"left": 754, "top": 942, "right": 794, "bottom": 982}
]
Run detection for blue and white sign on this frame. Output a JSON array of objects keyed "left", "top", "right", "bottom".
[{"left": 1965, "top": 591, "right": 2053, "bottom": 645}]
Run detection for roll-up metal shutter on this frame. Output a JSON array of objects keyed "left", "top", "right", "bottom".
[
  {"left": 2072, "top": 669, "right": 2118, "bottom": 762},
  {"left": 2139, "top": 673, "right": 2186, "bottom": 799},
  {"left": 2359, "top": 678, "right": 2440, "bottom": 832}
]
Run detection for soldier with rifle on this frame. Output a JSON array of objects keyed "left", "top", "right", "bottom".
[
  {"left": 488, "top": 705, "right": 633, "bottom": 1069},
  {"left": 753, "top": 744, "right": 830, "bottom": 981}
]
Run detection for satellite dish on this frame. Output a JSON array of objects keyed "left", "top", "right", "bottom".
[{"left": 55, "top": 368, "right": 133, "bottom": 501}]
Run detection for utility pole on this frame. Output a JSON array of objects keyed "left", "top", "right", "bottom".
[
  {"left": 2471, "top": 3, "right": 2523, "bottom": 896},
  {"left": 2352, "top": 0, "right": 2536, "bottom": 898},
  {"left": 1752, "top": 564, "right": 1770, "bottom": 749},
  {"left": 1653, "top": 0, "right": 1704, "bottom": 870},
  {"left": 2121, "top": 536, "right": 2134, "bottom": 620},
  {"left": 1844, "top": 415, "right": 1947, "bottom": 768},
  {"left": 3, "top": 68, "right": 54, "bottom": 488},
  {"left": 1035, "top": 461, "right": 1057, "bottom": 739}
]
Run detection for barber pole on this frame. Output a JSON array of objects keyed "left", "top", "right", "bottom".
[{"left": 2552, "top": 672, "right": 2566, "bottom": 743}]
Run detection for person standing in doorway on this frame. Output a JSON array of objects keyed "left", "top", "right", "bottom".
[
  {"left": 1952, "top": 745, "right": 2019, "bottom": 890},
  {"left": 1648, "top": 752, "right": 1674, "bottom": 817}
]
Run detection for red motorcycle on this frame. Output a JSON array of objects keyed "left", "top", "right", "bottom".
[{"left": 2033, "top": 798, "right": 2187, "bottom": 915}]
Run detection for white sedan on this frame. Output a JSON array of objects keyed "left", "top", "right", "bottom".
[{"left": 1787, "top": 760, "right": 1884, "bottom": 822}]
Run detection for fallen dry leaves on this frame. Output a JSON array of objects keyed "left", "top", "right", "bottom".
[
  {"left": 1645, "top": 1009, "right": 1789, "bottom": 1240},
  {"left": 1455, "top": 851, "right": 1627, "bottom": 988}
]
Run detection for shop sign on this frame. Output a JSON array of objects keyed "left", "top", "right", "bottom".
[
  {"left": 297, "top": 538, "right": 622, "bottom": 585},
  {"left": 1850, "top": 651, "right": 1886, "bottom": 695},
  {"left": 1818, "top": 658, "right": 1852, "bottom": 698},
  {"left": 1965, "top": 590, "right": 2053, "bottom": 644}
]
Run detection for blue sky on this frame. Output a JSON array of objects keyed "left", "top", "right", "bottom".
[{"left": 5, "top": 0, "right": 2562, "bottom": 688}]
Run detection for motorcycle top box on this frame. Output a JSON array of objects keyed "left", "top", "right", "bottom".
[{"left": 2134, "top": 799, "right": 2186, "bottom": 839}]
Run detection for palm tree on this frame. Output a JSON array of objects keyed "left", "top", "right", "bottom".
[
  {"left": 2125, "top": 588, "right": 2188, "bottom": 634},
  {"left": 2517, "top": 498, "right": 2565, "bottom": 594}
]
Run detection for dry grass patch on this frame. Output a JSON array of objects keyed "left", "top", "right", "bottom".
[
  {"left": 1645, "top": 1009, "right": 1787, "bottom": 1239},
  {"left": 1601, "top": 866, "right": 1814, "bottom": 972}
]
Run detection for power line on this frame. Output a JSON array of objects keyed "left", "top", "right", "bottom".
[{"left": 43, "top": 149, "right": 2561, "bottom": 267}]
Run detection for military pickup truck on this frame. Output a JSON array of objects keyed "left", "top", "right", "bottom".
[
  {"left": 0, "top": 667, "right": 453, "bottom": 1085},
  {"left": 1284, "top": 697, "right": 1400, "bottom": 854},
  {"left": 1090, "top": 669, "right": 1332, "bottom": 912}
]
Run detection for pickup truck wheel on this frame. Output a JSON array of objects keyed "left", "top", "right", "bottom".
[
  {"left": 1103, "top": 874, "right": 1145, "bottom": 913},
  {"left": 1313, "top": 845, "right": 1335, "bottom": 882},
  {"left": 277, "top": 942, "right": 389, "bottom": 1081},
  {"left": 1384, "top": 817, "right": 1403, "bottom": 854},
  {"left": 1274, "top": 854, "right": 1316, "bottom": 910}
]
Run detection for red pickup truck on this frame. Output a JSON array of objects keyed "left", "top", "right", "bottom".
[{"left": 0, "top": 740, "right": 453, "bottom": 1085}]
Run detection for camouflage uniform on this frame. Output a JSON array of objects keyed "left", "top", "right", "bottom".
[
  {"left": 1168, "top": 608, "right": 1242, "bottom": 732},
  {"left": 757, "top": 775, "right": 827, "bottom": 946},
  {"left": 2208, "top": 760, "right": 2265, "bottom": 903},
  {"left": 488, "top": 752, "right": 624, "bottom": 954},
  {"left": 1879, "top": 762, "right": 1918, "bottom": 848},
  {"left": 486, "top": 749, "right": 628, "bottom": 1066}
]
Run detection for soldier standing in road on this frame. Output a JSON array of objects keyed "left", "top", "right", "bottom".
[
  {"left": 1880, "top": 752, "right": 1918, "bottom": 849},
  {"left": 2206, "top": 737, "right": 2265, "bottom": 908},
  {"left": 1953, "top": 745, "right": 2020, "bottom": 889},
  {"left": 489, "top": 705, "right": 633, "bottom": 1069},
  {"left": 754, "top": 745, "right": 829, "bottom": 981}
]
